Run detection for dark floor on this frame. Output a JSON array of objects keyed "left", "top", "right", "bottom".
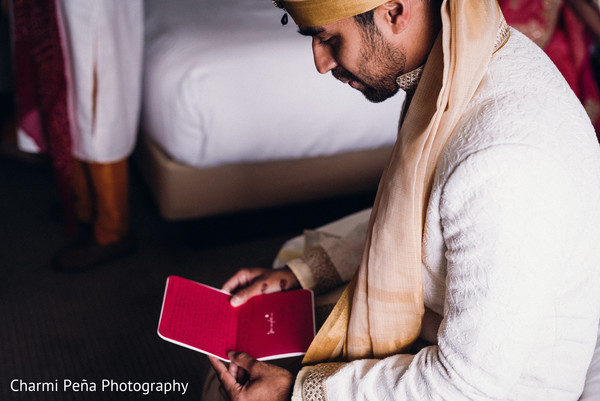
[{"left": 0, "top": 128, "right": 375, "bottom": 400}]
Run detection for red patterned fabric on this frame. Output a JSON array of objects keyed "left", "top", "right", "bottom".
[
  {"left": 500, "top": 0, "right": 600, "bottom": 138},
  {"left": 11, "top": 0, "right": 74, "bottom": 234}
]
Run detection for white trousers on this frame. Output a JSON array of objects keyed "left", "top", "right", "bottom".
[{"left": 57, "top": 0, "right": 144, "bottom": 162}]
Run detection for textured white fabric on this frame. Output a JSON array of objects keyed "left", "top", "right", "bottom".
[
  {"left": 274, "top": 208, "right": 372, "bottom": 268},
  {"left": 142, "top": 0, "right": 405, "bottom": 168},
  {"left": 274, "top": 208, "right": 371, "bottom": 290},
  {"left": 321, "top": 29, "right": 600, "bottom": 401},
  {"left": 57, "top": 0, "right": 144, "bottom": 162}
]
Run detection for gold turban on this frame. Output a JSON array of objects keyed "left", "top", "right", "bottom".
[{"left": 274, "top": 0, "right": 388, "bottom": 26}]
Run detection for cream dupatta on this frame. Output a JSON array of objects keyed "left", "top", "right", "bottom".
[{"left": 302, "top": 0, "right": 507, "bottom": 364}]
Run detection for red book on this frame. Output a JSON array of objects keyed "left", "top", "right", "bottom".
[{"left": 157, "top": 275, "right": 315, "bottom": 361}]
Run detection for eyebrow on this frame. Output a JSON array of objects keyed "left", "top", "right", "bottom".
[{"left": 297, "top": 26, "right": 325, "bottom": 37}]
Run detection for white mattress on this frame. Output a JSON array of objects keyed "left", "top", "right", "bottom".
[{"left": 142, "top": 0, "right": 405, "bottom": 168}]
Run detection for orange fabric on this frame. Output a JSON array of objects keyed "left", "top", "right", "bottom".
[
  {"left": 71, "top": 158, "right": 94, "bottom": 223},
  {"left": 71, "top": 158, "right": 130, "bottom": 244},
  {"left": 89, "top": 159, "right": 129, "bottom": 245}
]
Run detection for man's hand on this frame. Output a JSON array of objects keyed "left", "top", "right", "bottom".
[
  {"left": 222, "top": 267, "right": 300, "bottom": 307},
  {"left": 209, "top": 352, "right": 294, "bottom": 401}
]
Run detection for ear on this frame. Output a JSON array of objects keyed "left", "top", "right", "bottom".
[{"left": 378, "top": 0, "right": 410, "bottom": 34}]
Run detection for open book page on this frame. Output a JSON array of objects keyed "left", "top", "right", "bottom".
[
  {"left": 158, "top": 276, "right": 238, "bottom": 360},
  {"left": 237, "top": 289, "right": 315, "bottom": 360},
  {"left": 158, "top": 276, "right": 315, "bottom": 362}
]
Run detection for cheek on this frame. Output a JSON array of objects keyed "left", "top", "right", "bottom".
[{"left": 334, "top": 46, "right": 361, "bottom": 73}]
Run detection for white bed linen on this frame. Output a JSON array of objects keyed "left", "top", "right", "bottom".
[{"left": 142, "top": 0, "right": 405, "bottom": 168}]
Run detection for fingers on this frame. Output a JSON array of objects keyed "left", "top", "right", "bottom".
[
  {"left": 229, "top": 283, "right": 267, "bottom": 307},
  {"left": 228, "top": 358, "right": 239, "bottom": 379},
  {"left": 228, "top": 352, "right": 295, "bottom": 400},
  {"left": 230, "top": 268, "right": 300, "bottom": 307},
  {"left": 208, "top": 356, "right": 228, "bottom": 377},
  {"left": 227, "top": 352, "right": 258, "bottom": 374},
  {"left": 214, "top": 353, "right": 294, "bottom": 401},
  {"left": 222, "top": 267, "right": 301, "bottom": 307},
  {"left": 208, "top": 356, "right": 240, "bottom": 398},
  {"left": 222, "top": 268, "right": 267, "bottom": 294}
]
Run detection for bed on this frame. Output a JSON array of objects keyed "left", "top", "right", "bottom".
[{"left": 136, "top": 0, "right": 405, "bottom": 219}]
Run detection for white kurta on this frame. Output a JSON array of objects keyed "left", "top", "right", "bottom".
[
  {"left": 295, "top": 29, "right": 600, "bottom": 400},
  {"left": 57, "top": 0, "right": 143, "bottom": 162}
]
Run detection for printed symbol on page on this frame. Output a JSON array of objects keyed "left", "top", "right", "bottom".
[{"left": 265, "top": 313, "right": 276, "bottom": 335}]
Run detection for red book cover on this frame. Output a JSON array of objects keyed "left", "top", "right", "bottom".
[{"left": 157, "top": 276, "right": 315, "bottom": 361}]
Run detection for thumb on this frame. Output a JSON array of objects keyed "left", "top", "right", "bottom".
[{"left": 228, "top": 352, "right": 259, "bottom": 374}]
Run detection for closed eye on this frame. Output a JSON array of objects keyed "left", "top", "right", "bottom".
[{"left": 317, "top": 35, "right": 339, "bottom": 48}]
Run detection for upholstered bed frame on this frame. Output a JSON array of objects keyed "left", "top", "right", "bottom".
[{"left": 135, "top": 137, "right": 392, "bottom": 220}]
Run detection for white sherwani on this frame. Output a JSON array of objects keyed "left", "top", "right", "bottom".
[{"left": 289, "top": 29, "right": 600, "bottom": 400}]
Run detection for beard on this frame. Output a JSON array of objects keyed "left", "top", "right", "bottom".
[{"left": 333, "top": 25, "right": 406, "bottom": 103}]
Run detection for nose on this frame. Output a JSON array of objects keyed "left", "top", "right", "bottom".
[{"left": 312, "top": 38, "right": 337, "bottom": 74}]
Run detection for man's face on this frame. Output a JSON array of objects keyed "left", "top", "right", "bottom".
[{"left": 299, "top": 16, "right": 406, "bottom": 103}]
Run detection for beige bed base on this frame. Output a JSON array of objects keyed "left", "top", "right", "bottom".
[{"left": 134, "top": 136, "right": 393, "bottom": 220}]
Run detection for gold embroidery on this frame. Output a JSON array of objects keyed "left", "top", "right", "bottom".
[
  {"left": 493, "top": 17, "right": 511, "bottom": 55},
  {"left": 303, "top": 363, "right": 345, "bottom": 401},
  {"left": 395, "top": 66, "right": 424, "bottom": 93},
  {"left": 301, "top": 246, "right": 343, "bottom": 295}
]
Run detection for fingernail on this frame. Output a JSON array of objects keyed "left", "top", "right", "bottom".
[{"left": 230, "top": 296, "right": 242, "bottom": 307}]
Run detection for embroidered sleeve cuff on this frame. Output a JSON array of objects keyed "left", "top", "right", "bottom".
[
  {"left": 288, "top": 246, "right": 344, "bottom": 295},
  {"left": 294, "top": 363, "right": 345, "bottom": 401},
  {"left": 292, "top": 366, "right": 312, "bottom": 401},
  {"left": 287, "top": 258, "right": 318, "bottom": 290}
]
